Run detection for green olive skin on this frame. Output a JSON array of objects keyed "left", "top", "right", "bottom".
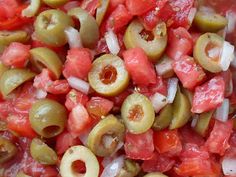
[
  {"left": 117, "top": 159, "right": 140, "bottom": 177},
  {"left": 34, "top": 9, "right": 74, "bottom": 47},
  {"left": 29, "top": 99, "right": 67, "bottom": 138},
  {"left": 96, "top": 0, "right": 109, "bottom": 26},
  {"left": 87, "top": 115, "right": 125, "bottom": 157},
  {"left": 68, "top": 8, "right": 99, "bottom": 49},
  {"left": 194, "top": 111, "right": 213, "bottom": 137},
  {"left": 0, "top": 31, "right": 29, "bottom": 47},
  {"left": 30, "top": 47, "right": 62, "bottom": 79},
  {"left": 16, "top": 171, "right": 31, "bottom": 177},
  {"left": 124, "top": 20, "right": 167, "bottom": 62},
  {"left": 42, "top": 0, "right": 68, "bottom": 8},
  {"left": 144, "top": 172, "right": 168, "bottom": 177},
  {"left": 0, "top": 137, "right": 17, "bottom": 163},
  {"left": 193, "top": 33, "right": 224, "bottom": 73},
  {"left": 0, "top": 63, "right": 8, "bottom": 78},
  {"left": 30, "top": 138, "right": 58, "bottom": 165},
  {"left": 0, "top": 69, "right": 35, "bottom": 98}
]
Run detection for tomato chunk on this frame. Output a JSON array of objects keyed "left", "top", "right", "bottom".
[
  {"left": 125, "top": 0, "right": 156, "bottom": 15},
  {"left": 0, "top": 0, "right": 18, "bottom": 20},
  {"left": 123, "top": 47, "right": 157, "bottom": 86},
  {"left": 191, "top": 76, "right": 225, "bottom": 113}
]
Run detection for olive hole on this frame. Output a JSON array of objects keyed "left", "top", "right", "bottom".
[
  {"left": 99, "top": 65, "right": 117, "bottom": 85},
  {"left": 128, "top": 105, "right": 144, "bottom": 121},
  {"left": 72, "top": 160, "right": 86, "bottom": 174},
  {"left": 140, "top": 29, "right": 154, "bottom": 41},
  {"left": 205, "top": 42, "right": 221, "bottom": 61},
  {"left": 43, "top": 126, "right": 60, "bottom": 137},
  {"left": 102, "top": 134, "right": 118, "bottom": 149},
  {"left": 42, "top": 15, "right": 56, "bottom": 30}
]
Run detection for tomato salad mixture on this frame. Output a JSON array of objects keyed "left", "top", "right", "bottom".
[{"left": 0, "top": 0, "right": 236, "bottom": 177}]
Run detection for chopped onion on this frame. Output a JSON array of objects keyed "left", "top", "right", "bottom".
[
  {"left": 222, "top": 158, "right": 236, "bottom": 175},
  {"left": 35, "top": 89, "right": 47, "bottom": 99},
  {"left": 191, "top": 114, "right": 199, "bottom": 128},
  {"left": 167, "top": 78, "right": 178, "bottom": 103},
  {"left": 103, "top": 135, "right": 116, "bottom": 149},
  {"left": 150, "top": 92, "right": 168, "bottom": 113},
  {"left": 64, "top": 27, "right": 83, "bottom": 49},
  {"left": 105, "top": 30, "right": 120, "bottom": 55},
  {"left": 155, "top": 58, "right": 173, "bottom": 76},
  {"left": 22, "top": 0, "right": 40, "bottom": 17},
  {"left": 101, "top": 156, "right": 124, "bottom": 177},
  {"left": 226, "top": 11, "right": 236, "bottom": 34},
  {"left": 215, "top": 99, "right": 229, "bottom": 122},
  {"left": 219, "top": 41, "right": 235, "bottom": 71},
  {"left": 188, "top": 8, "right": 197, "bottom": 25},
  {"left": 67, "top": 77, "right": 90, "bottom": 94},
  {"left": 208, "top": 47, "right": 220, "bottom": 59}
]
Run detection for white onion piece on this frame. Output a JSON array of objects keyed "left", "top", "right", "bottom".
[
  {"left": 222, "top": 158, "right": 236, "bottom": 175},
  {"left": 167, "top": 78, "right": 178, "bottom": 103},
  {"left": 105, "top": 30, "right": 120, "bottom": 55},
  {"left": 188, "top": 8, "right": 197, "bottom": 25},
  {"left": 102, "top": 154, "right": 119, "bottom": 167},
  {"left": 22, "top": 0, "right": 40, "bottom": 17},
  {"left": 103, "top": 135, "right": 115, "bottom": 149},
  {"left": 219, "top": 41, "right": 235, "bottom": 71},
  {"left": 215, "top": 99, "right": 229, "bottom": 122},
  {"left": 155, "top": 58, "right": 173, "bottom": 76},
  {"left": 208, "top": 47, "right": 220, "bottom": 59},
  {"left": 226, "top": 11, "right": 236, "bottom": 34},
  {"left": 35, "top": 89, "right": 47, "bottom": 99},
  {"left": 101, "top": 156, "right": 124, "bottom": 177},
  {"left": 150, "top": 92, "right": 168, "bottom": 113},
  {"left": 64, "top": 27, "right": 83, "bottom": 49},
  {"left": 67, "top": 77, "right": 90, "bottom": 94},
  {"left": 191, "top": 114, "right": 199, "bottom": 128}
]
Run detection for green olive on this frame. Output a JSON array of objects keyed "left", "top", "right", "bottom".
[
  {"left": 0, "top": 120, "right": 7, "bottom": 131},
  {"left": 153, "top": 104, "right": 173, "bottom": 131},
  {"left": 68, "top": 7, "right": 99, "bottom": 49},
  {"left": 169, "top": 88, "right": 191, "bottom": 129},
  {"left": 0, "top": 69, "right": 35, "bottom": 98},
  {"left": 16, "top": 171, "right": 31, "bottom": 177},
  {"left": 117, "top": 159, "right": 140, "bottom": 177},
  {"left": 42, "top": 0, "right": 68, "bottom": 8},
  {"left": 182, "top": 88, "right": 193, "bottom": 106},
  {"left": 124, "top": 20, "right": 167, "bottom": 62},
  {"left": 22, "top": 0, "right": 41, "bottom": 17},
  {"left": 193, "top": 11, "right": 227, "bottom": 32},
  {"left": 30, "top": 47, "right": 62, "bottom": 79},
  {"left": 121, "top": 93, "right": 155, "bottom": 134},
  {"left": 87, "top": 115, "right": 125, "bottom": 157},
  {"left": 0, "top": 30, "right": 29, "bottom": 46},
  {"left": 144, "top": 172, "right": 168, "bottom": 177},
  {"left": 34, "top": 9, "right": 74, "bottom": 47},
  {"left": 0, "top": 63, "right": 8, "bottom": 78},
  {"left": 193, "top": 33, "right": 224, "bottom": 73},
  {"left": 96, "top": 0, "right": 109, "bottom": 26},
  {"left": 30, "top": 138, "right": 58, "bottom": 165},
  {"left": 0, "top": 137, "right": 17, "bottom": 163},
  {"left": 88, "top": 54, "right": 129, "bottom": 97},
  {"left": 29, "top": 99, "right": 67, "bottom": 138},
  {"left": 155, "top": 55, "right": 174, "bottom": 78},
  {"left": 194, "top": 111, "right": 213, "bottom": 137}
]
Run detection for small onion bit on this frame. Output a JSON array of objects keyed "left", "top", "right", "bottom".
[
  {"left": 64, "top": 27, "right": 83, "bottom": 49},
  {"left": 22, "top": 0, "right": 41, "bottom": 17},
  {"left": 219, "top": 41, "right": 235, "bottom": 71},
  {"left": 104, "top": 29, "right": 120, "bottom": 55},
  {"left": 35, "top": 89, "right": 47, "bottom": 99},
  {"left": 215, "top": 98, "right": 229, "bottom": 122},
  {"left": 222, "top": 158, "right": 236, "bottom": 175},
  {"left": 226, "top": 10, "right": 236, "bottom": 34},
  {"left": 191, "top": 114, "right": 199, "bottom": 128},
  {"left": 101, "top": 156, "right": 124, "bottom": 177},
  {"left": 187, "top": 8, "right": 197, "bottom": 27},
  {"left": 67, "top": 76, "right": 90, "bottom": 95},
  {"left": 149, "top": 92, "right": 168, "bottom": 113},
  {"left": 167, "top": 77, "right": 178, "bottom": 103}
]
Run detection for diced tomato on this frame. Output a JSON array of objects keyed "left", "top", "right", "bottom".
[
  {"left": 0, "top": 0, "right": 18, "bottom": 20},
  {"left": 60, "top": 1, "right": 81, "bottom": 12},
  {"left": 63, "top": 48, "right": 92, "bottom": 79},
  {"left": 81, "top": 0, "right": 99, "bottom": 15},
  {"left": 191, "top": 31, "right": 202, "bottom": 45},
  {"left": 109, "top": 0, "right": 125, "bottom": 11},
  {"left": 125, "top": 0, "right": 156, "bottom": 15},
  {"left": 46, "top": 80, "right": 70, "bottom": 95},
  {"left": 153, "top": 129, "right": 182, "bottom": 156},
  {"left": 166, "top": 27, "right": 193, "bottom": 60},
  {"left": 124, "top": 129, "right": 154, "bottom": 160},
  {"left": 86, "top": 97, "right": 113, "bottom": 118},
  {"left": 205, "top": 119, "right": 233, "bottom": 155},
  {"left": 180, "top": 143, "right": 209, "bottom": 160},
  {"left": 141, "top": 152, "right": 175, "bottom": 173},
  {"left": 109, "top": 89, "right": 131, "bottom": 108},
  {"left": 220, "top": 70, "right": 233, "bottom": 97},
  {"left": 191, "top": 76, "right": 225, "bottom": 113},
  {"left": 173, "top": 55, "right": 206, "bottom": 90},
  {"left": 0, "top": 42, "right": 30, "bottom": 68},
  {"left": 67, "top": 103, "right": 92, "bottom": 136},
  {"left": 123, "top": 47, "right": 157, "bottom": 86}
]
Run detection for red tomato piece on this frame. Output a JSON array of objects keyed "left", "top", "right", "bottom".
[
  {"left": 124, "top": 129, "right": 154, "bottom": 160},
  {"left": 205, "top": 119, "right": 233, "bottom": 155},
  {"left": 180, "top": 143, "right": 210, "bottom": 160},
  {"left": 63, "top": 48, "right": 92, "bottom": 79},
  {"left": 0, "top": 42, "right": 30, "bottom": 68},
  {"left": 109, "top": 0, "right": 125, "bottom": 11},
  {"left": 153, "top": 129, "right": 182, "bottom": 155},
  {"left": 220, "top": 70, "right": 233, "bottom": 97},
  {"left": 0, "top": 0, "right": 18, "bottom": 20},
  {"left": 191, "top": 76, "right": 225, "bottom": 113},
  {"left": 173, "top": 55, "right": 206, "bottom": 90},
  {"left": 125, "top": 0, "right": 156, "bottom": 15},
  {"left": 81, "top": 0, "right": 99, "bottom": 15},
  {"left": 47, "top": 80, "right": 70, "bottom": 95},
  {"left": 60, "top": 1, "right": 81, "bottom": 12},
  {"left": 166, "top": 27, "right": 193, "bottom": 60},
  {"left": 141, "top": 152, "right": 175, "bottom": 173},
  {"left": 86, "top": 97, "right": 113, "bottom": 118},
  {"left": 123, "top": 47, "right": 157, "bottom": 86}
]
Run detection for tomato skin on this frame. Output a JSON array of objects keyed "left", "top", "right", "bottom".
[
  {"left": 123, "top": 47, "right": 157, "bottom": 86},
  {"left": 0, "top": 0, "right": 18, "bottom": 20},
  {"left": 191, "top": 76, "right": 225, "bottom": 113},
  {"left": 205, "top": 119, "right": 233, "bottom": 155},
  {"left": 81, "top": 0, "right": 99, "bottom": 15},
  {"left": 61, "top": 1, "right": 81, "bottom": 12},
  {"left": 63, "top": 48, "right": 92, "bottom": 80},
  {"left": 173, "top": 55, "right": 206, "bottom": 90},
  {"left": 180, "top": 143, "right": 210, "bottom": 160},
  {"left": 125, "top": 0, "right": 156, "bottom": 15},
  {"left": 0, "top": 42, "right": 30, "bottom": 68},
  {"left": 124, "top": 129, "right": 154, "bottom": 160}
]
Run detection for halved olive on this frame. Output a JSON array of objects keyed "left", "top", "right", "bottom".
[
  {"left": 96, "top": 0, "right": 109, "bottom": 26},
  {"left": 0, "top": 137, "right": 17, "bottom": 163},
  {"left": 22, "top": 0, "right": 41, "bottom": 17},
  {"left": 194, "top": 111, "right": 213, "bottom": 137},
  {"left": 88, "top": 54, "right": 129, "bottom": 96},
  {"left": 34, "top": 9, "right": 74, "bottom": 47},
  {"left": 87, "top": 115, "right": 125, "bottom": 157},
  {"left": 42, "top": 0, "right": 68, "bottom": 8},
  {"left": 29, "top": 99, "right": 67, "bottom": 138},
  {"left": 193, "top": 33, "right": 224, "bottom": 73},
  {"left": 194, "top": 11, "right": 227, "bottom": 32},
  {"left": 0, "top": 69, "right": 35, "bottom": 98},
  {"left": 0, "top": 30, "right": 29, "bottom": 46},
  {"left": 30, "top": 47, "right": 62, "bottom": 79},
  {"left": 121, "top": 93, "right": 155, "bottom": 134},
  {"left": 124, "top": 20, "right": 167, "bottom": 62},
  {"left": 144, "top": 172, "right": 168, "bottom": 177},
  {"left": 182, "top": 88, "right": 193, "bottom": 106},
  {"left": 117, "top": 159, "right": 141, "bottom": 177},
  {"left": 68, "top": 7, "right": 99, "bottom": 48},
  {"left": 153, "top": 104, "right": 173, "bottom": 131},
  {"left": 0, "top": 63, "right": 8, "bottom": 78},
  {"left": 169, "top": 88, "right": 191, "bottom": 129},
  {"left": 30, "top": 138, "right": 58, "bottom": 165},
  {"left": 16, "top": 171, "right": 31, "bottom": 177}
]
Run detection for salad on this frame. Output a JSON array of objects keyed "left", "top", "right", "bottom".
[{"left": 0, "top": 0, "right": 236, "bottom": 177}]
